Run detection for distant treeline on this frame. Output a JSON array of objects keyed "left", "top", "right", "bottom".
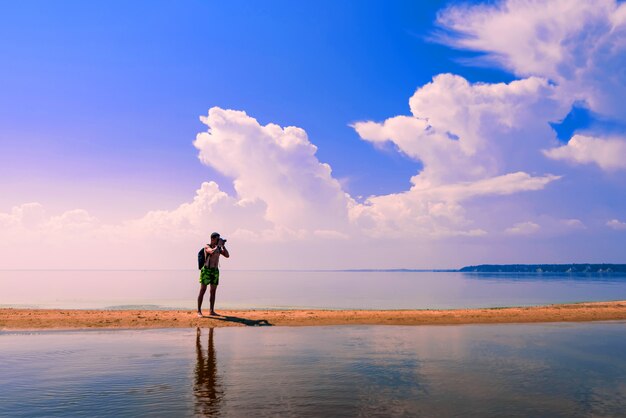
[{"left": 459, "top": 264, "right": 626, "bottom": 273}]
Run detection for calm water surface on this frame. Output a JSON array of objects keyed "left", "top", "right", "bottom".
[
  {"left": 2, "top": 270, "right": 626, "bottom": 309},
  {"left": 1, "top": 323, "right": 625, "bottom": 417}
]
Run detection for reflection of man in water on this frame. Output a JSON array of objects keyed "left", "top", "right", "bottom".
[
  {"left": 194, "top": 327, "right": 222, "bottom": 416},
  {"left": 198, "top": 232, "right": 230, "bottom": 317}
]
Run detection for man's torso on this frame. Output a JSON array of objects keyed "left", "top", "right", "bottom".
[{"left": 205, "top": 247, "right": 220, "bottom": 269}]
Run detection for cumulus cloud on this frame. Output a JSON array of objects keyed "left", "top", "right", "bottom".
[
  {"left": 178, "top": 104, "right": 563, "bottom": 240},
  {"left": 193, "top": 108, "right": 353, "bottom": 233},
  {"left": 0, "top": 202, "right": 97, "bottom": 237},
  {"left": 543, "top": 135, "right": 626, "bottom": 170},
  {"left": 347, "top": 0, "right": 626, "bottom": 242},
  {"left": 505, "top": 221, "right": 541, "bottom": 235},
  {"left": 0, "top": 181, "right": 308, "bottom": 268},
  {"left": 0, "top": 97, "right": 565, "bottom": 268},
  {"left": 0, "top": 110, "right": 360, "bottom": 268},
  {"left": 0, "top": 202, "right": 46, "bottom": 230},
  {"left": 354, "top": 74, "right": 564, "bottom": 186},
  {"left": 436, "top": 0, "right": 626, "bottom": 119},
  {"left": 349, "top": 171, "right": 557, "bottom": 237},
  {"left": 352, "top": 73, "right": 563, "bottom": 237},
  {"left": 607, "top": 219, "right": 626, "bottom": 230},
  {"left": 125, "top": 180, "right": 270, "bottom": 240}
]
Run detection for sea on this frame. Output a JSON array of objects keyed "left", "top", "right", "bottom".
[{"left": 1, "top": 270, "right": 626, "bottom": 310}]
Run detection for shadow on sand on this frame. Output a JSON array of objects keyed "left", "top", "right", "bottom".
[{"left": 208, "top": 315, "right": 273, "bottom": 326}]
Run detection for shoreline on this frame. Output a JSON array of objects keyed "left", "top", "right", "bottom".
[{"left": 2, "top": 300, "right": 626, "bottom": 330}]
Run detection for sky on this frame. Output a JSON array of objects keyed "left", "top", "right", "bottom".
[{"left": 1, "top": 0, "right": 626, "bottom": 269}]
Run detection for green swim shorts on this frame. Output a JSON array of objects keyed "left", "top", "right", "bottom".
[{"left": 199, "top": 267, "right": 219, "bottom": 286}]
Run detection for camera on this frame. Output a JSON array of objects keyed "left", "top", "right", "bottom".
[{"left": 218, "top": 238, "right": 227, "bottom": 246}]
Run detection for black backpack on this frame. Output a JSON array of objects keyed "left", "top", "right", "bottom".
[{"left": 197, "top": 248, "right": 206, "bottom": 270}]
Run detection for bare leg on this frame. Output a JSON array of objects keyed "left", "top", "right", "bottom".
[
  {"left": 197, "top": 284, "right": 207, "bottom": 316},
  {"left": 209, "top": 284, "right": 218, "bottom": 315}
]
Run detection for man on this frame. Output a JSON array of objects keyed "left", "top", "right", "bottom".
[{"left": 198, "top": 232, "right": 230, "bottom": 317}]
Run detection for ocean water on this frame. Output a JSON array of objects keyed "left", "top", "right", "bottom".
[
  {"left": 1, "top": 270, "right": 626, "bottom": 310},
  {"left": 1, "top": 323, "right": 625, "bottom": 417}
]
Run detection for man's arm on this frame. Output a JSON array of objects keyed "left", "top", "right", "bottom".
[{"left": 220, "top": 245, "right": 230, "bottom": 258}]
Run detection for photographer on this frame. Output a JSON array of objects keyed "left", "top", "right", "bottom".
[{"left": 197, "top": 232, "right": 230, "bottom": 317}]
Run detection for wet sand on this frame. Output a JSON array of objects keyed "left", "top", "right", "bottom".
[{"left": 1, "top": 301, "right": 626, "bottom": 330}]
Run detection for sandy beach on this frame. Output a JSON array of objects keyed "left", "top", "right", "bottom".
[{"left": 1, "top": 300, "right": 625, "bottom": 330}]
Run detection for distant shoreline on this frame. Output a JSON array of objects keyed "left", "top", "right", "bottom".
[
  {"left": 2, "top": 301, "right": 625, "bottom": 330},
  {"left": 459, "top": 264, "right": 626, "bottom": 273},
  {"left": 2, "top": 264, "right": 625, "bottom": 273}
]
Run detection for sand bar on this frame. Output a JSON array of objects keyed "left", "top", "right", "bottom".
[{"left": 1, "top": 301, "right": 626, "bottom": 330}]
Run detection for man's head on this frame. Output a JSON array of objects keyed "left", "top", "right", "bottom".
[{"left": 210, "top": 232, "right": 220, "bottom": 246}]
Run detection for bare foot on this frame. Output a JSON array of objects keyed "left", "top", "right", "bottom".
[
  {"left": 197, "top": 312, "right": 204, "bottom": 318},
  {"left": 210, "top": 311, "right": 219, "bottom": 316}
]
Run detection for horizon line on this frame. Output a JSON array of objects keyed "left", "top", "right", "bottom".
[{"left": 2, "top": 263, "right": 625, "bottom": 273}]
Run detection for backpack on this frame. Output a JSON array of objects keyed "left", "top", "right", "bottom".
[{"left": 197, "top": 248, "right": 206, "bottom": 270}]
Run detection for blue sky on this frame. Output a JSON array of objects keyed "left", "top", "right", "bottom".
[
  {"left": 1, "top": 0, "right": 625, "bottom": 269},
  {"left": 1, "top": 0, "right": 516, "bottom": 219}
]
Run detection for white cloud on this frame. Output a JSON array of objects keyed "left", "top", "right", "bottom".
[
  {"left": 351, "top": 73, "right": 563, "bottom": 237},
  {"left": 505, "top": 221, "right": 541, "bottom": 235},
  {"left": 354, "top": 74, "right": 564, "bottom": 186},
  {"left": 0, "top": 110, "right": 361, "bottom": 268},
  {"left": 436, "top": 0, "right": 626, "bottom": 119},
  {"left": 349, "top": 171, "right": 558, "bottom": 238},
  {"left": 0, "top": 98, "right": 565, "bottom": 268},
  {"left": 560, "top": 219, "right": 586, "bottom": 230},
  {"left": 543, "top": 135, "right": 626, "bottom": 171},
  {"left": 313, "top": 229, "right": 350, "bottom": 240},
  {"left": 607, "top": 219, "right": 626, "bottom": 230},
  {"left": 193, "top": 108, "right": 353, "bottom": 233},
  {"left": 426, "top": 172, "right": 559, "bottom": 200},
  {"left": 0, "top": 202, "right": 97, "bottom": 237},
  {"left": 347, "top": 0, "right": 626, "bottom": 242},
  {"left": 168, "top": 103, "right": 563, "bottom": 241},
  {"left": 0, "top": 202, "right": 46, "bottom": 230},
  {"left": 124, "top": 180, "right": 270, "bottom": 240}
]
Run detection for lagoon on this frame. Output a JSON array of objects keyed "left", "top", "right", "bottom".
[{"left": 1, "top": 323, "right": 626, "bottom": 417}]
